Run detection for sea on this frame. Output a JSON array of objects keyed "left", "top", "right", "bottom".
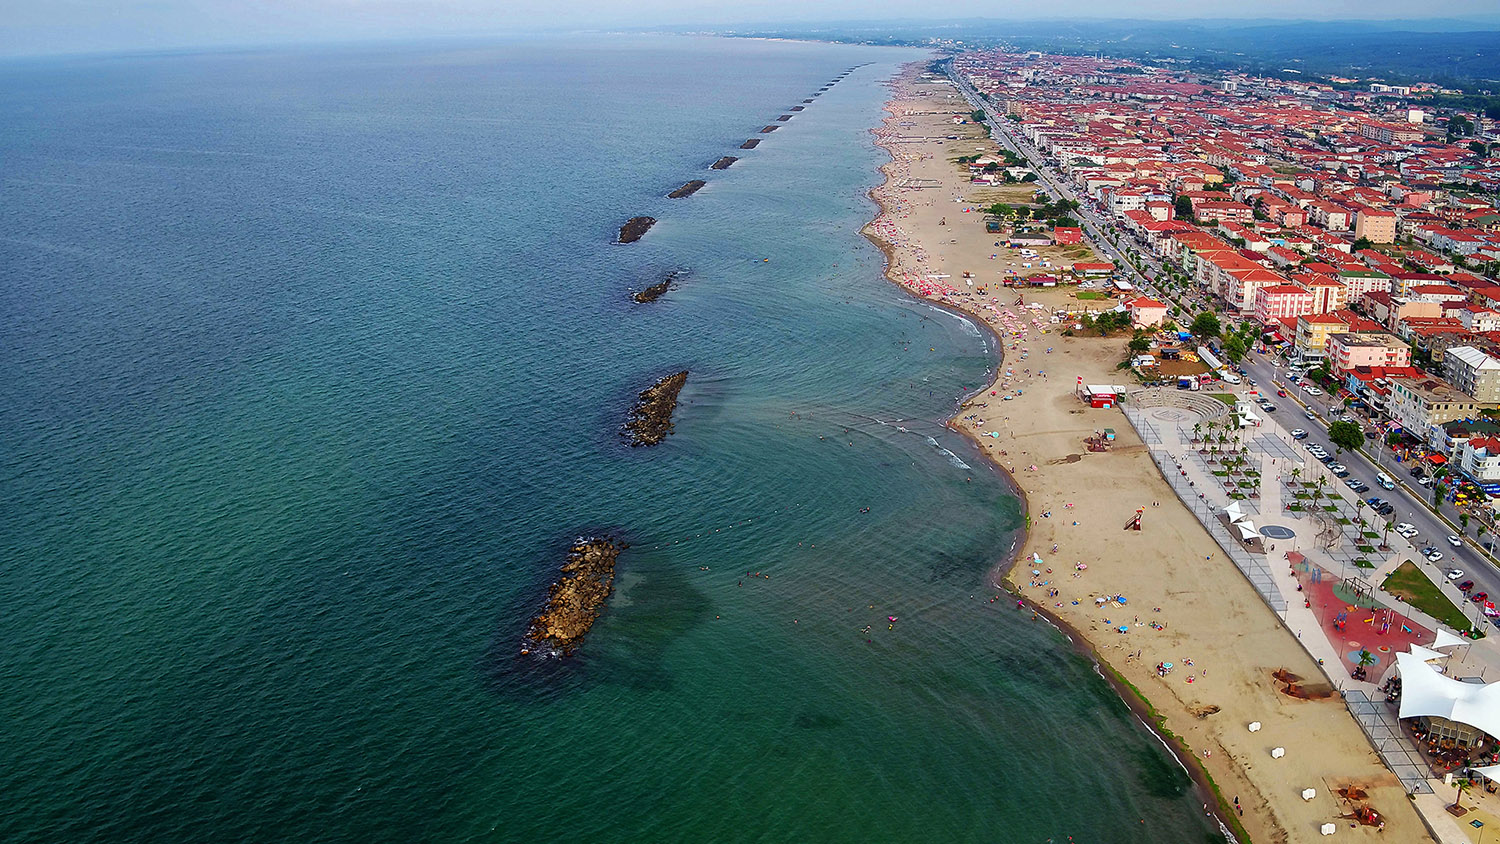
[{"left": 0, "top": 35, "right": 1221, "bottom": 843}]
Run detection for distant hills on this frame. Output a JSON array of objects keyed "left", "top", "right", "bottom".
[{"left": 697, "top": 18, "right": 1500, "bottom": 86}]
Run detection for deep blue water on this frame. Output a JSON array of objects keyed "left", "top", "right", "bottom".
[{"left": 0, "top": 35, "right": 1218, "bottom": 842}]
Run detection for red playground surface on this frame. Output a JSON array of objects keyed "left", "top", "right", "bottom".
[{"left": 1289, "top": 555, "right": 1432, "bottom": 672}]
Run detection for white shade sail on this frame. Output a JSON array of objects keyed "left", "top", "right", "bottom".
[
  {"left": 1409, "top": 644, "right": 1449, "bottom": 662},
  {"left": 1396, "top": 652, "right": 1500, "bottom": 740},
  {"left": 1433, "top": 630, "right": 1468, "bottom": 650}
]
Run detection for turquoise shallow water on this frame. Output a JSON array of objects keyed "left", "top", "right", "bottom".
[{"left": 0, "top": 35, "right": 1219, "bottom": 842}]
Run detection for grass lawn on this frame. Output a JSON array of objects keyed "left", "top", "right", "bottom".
[
  {"left": 1353, "top": 560, "right": 1375, "bottom": 569},
  {"left": 1209, "top": 393, "right": 1238, "bottom": 406},
  {"left": 1076, "top": 291, "right": 1108, "bottom": 300},
  {"left": 1382, "top": 561, "right": 1476, "bottom": 634}
]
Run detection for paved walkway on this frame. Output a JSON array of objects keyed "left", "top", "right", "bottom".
[{"left": 1122, "top": 401, "right": 1467, "bottom": 806}]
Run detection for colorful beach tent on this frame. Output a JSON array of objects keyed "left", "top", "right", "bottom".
[{"left": 1396, "top": 651, "right": 1500, "bottom": 740}]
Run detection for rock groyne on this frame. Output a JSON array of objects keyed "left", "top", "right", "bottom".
[
  {"left": 522, "top": 537, "right": 626, "bottom": 657},
  {"left": 625, "top": 370, "right": 688, "bottom": 446},
  {"left": 740, "top": 139, "right": 761, "bottom": 149},
  {"left": 632, "top": 271, "right": 680, "bottom": 303},
  {"left": 760, "top": 125, "right": 779, "bottom": 133},
  {"left": 668, "top": 180, "right": 706, "bottom": 199},
  {"left": 618, "top": 216, "right": 656, "bottom": 243},
  {"left": 710, "top": 156, "right": 738, "bottom": 170}
]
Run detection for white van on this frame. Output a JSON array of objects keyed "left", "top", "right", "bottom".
[{"left": 1376, "top": 472, "right": 1395, "bottom": 490}]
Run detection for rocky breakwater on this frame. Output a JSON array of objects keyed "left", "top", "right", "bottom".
[
  {"left": 632, "top": 271, "right": 680, "bottom": 303},
  {"left": 618, "top": 216, "right": 656, "bottom": 244},
  {"left": 523, "top": 538, "right": 627, "bottom": 657},
  {"left": 668, "top": 180, "right": 705, "bottom": 199},
  {"left": 710, "top": 156, "right": 737, "bottom": 170},
  {"left": 739, "top": 139, "right": 761, "bottom": 149},
  {"left": 624, "top": 370, "right": 688, "bottom": 446}
]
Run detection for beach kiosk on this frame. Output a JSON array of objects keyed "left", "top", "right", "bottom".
[{"left": 1079, "top": 384, "right": 1126, "bottom": 409}]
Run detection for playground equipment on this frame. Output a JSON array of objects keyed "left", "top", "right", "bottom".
[{"left": 1123, "top": 508, "right": 1143, "bottom": 531}]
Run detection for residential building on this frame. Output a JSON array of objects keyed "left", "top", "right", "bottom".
[
  {"left": 1444, "top": 346, "right": 1500, "bottom": 402},
  {"left": 1388, "top": 377, "right": 1497, "bottom": 448},
  {"left": 1127, "top": 296, "right": 1169, "bottom": 329},
  {"left": 1454, "top": 436, "right": 1500, "bottom": 483},
  {"left": 1253, "top": 285, "right": 1314, "bottom": 325},
  {"left": 1354, "top": 207, "right": 1398, "bottom": 243},
  {"left": 1327, "top": 332, "right": 1410, "bottom": 377}
]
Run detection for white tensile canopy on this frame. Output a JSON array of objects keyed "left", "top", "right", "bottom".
[
  {"left": 1224, "top": 502, "right": 1245, "bottom": 522},
  {"left": 1472, "top": 764, "right": 1500, "bottom": 783},
  {"left": 1236, "top": 521, "right": 1258, "bottom": 540},
  {"left": 1396, "top": 651, "right": 1500, "bottom": 740},
  {"left": 1434, "top": 629, "right": 1468, "bottom": 650},
  {"left": 1409, "top": 644, "right": 1449, "bottom": 663}
]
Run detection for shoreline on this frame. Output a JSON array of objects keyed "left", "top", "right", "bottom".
[
  {"left": 856, "top": 67, "right": 1241, "bottom": 839},
  {"left": 856, "top": 61, "right": 1431, "bottom": 843}
]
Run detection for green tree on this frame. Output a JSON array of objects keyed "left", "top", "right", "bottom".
[
  {"left": 1328, "top": 420, "right": 1363, "bottom": 453},
  {"left": 1128, "top": 335, "right": 1152, "bottom": 353},
  {"left": 971, "top": 109, "right": 986, "bottom": 123},
  {"left": 1471, "top": 140, "right": 1489, "bottom": 156},
  {"left": 1352, "top": 237, "right": 1374, "bottom": 252},
  {"left": 1174, "top": 195, "right": 1194, "bottom": 220},
  {"left": 1223, "top": 334, "right": 1246, "bottom": 363},
  {"left": 1191, "top": 312, "right": 1221, "bottom": 339}
]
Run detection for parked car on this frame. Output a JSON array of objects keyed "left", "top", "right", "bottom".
[
  {"left": 1277, "top": 389, "right": 1288, "bottom": 397},
  {"left": 1350, "top": 481, "right": 1370, "bottom": 493},
  {"left": 1329, "top": 463, "right": 1346, "bottom": 473},
  {"left": 1459, "top": 580, "right": 1475, "bottom": 592},
  {"left": 1447, "top": 569, "right": 1465, "bottom": 580},
  {"left": 1376, "top": 503, "right": 1394, "bottom": 515},
  {"left": 1473, "top": 591, "right": 1490, "bottom": 604},
  {"left": 1418, "top": 477, "right": 1434, "bottom": 487},
  {"left": 1260, "top": 403, "right": 1276, "bottom": 412},
  {"left": 1305, "top": 386, "right": 1323, "bottom": 396},
  {"left": 1290, "top": 428, "right": 1307, "bottom": 439}
]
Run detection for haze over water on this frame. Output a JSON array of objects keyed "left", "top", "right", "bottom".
[{"left": 0, "top": 35, "right": 1218, "bottom": 842}]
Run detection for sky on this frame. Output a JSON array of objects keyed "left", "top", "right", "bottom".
[{"left": 2, "top": 0, "right": 1499, "bottom": 57}]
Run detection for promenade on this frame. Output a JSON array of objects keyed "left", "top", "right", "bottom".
[{"left": 1124, "top": 388, "right": 1500, "bottom": 842}]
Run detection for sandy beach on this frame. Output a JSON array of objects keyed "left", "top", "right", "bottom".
[{"left": 863, "top": 63, "right": 1434, "bottom": 844}]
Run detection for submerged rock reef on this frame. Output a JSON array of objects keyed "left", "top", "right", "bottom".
[
  {"left": 624, "top": 370, "right": 688, "bottom": 446},
  {"left": 523, "top": 538, "right": 626, "bottom": 657},
  {"left": 618, "top": 216, "right": 656, "bottom": 243}
]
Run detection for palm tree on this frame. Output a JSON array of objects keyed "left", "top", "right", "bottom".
[
  {"left": 1383, "top": 518, "right": 1394, "bottom": 548},
  {"left": 1453, "top": 777, "right": 1472, "bottom": 814},
  {"left": 1290, "top": 467, "right": 1302, "bottom": 486}
]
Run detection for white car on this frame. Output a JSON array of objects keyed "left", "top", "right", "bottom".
[
  {"left": 1426, "top": 550, "right": 1445, "bottom": 563},
  {"left": 1290, "top": 429, "right": 1307, "bottom": 439},
  {"left": 1448, "top": 535, "right": 1463, "bottom": 546},
  {"left": 1396, "top": 522, "right": 1415, "bottom": 532},
  {"left": 1447, "top": 569, "right": 1464, "bottom": 580}
]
